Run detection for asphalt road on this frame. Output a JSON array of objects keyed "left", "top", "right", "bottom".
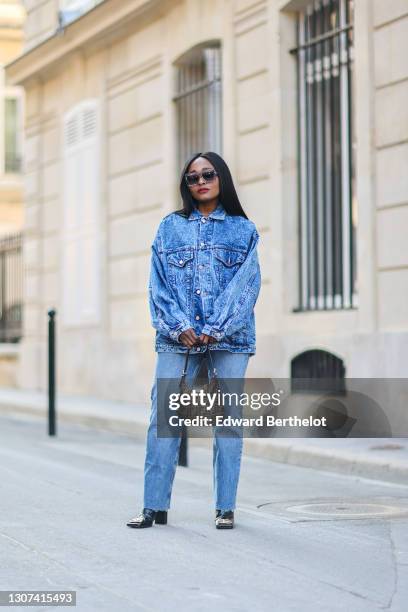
[{"left": 0, "top": 413, "right": 407, "bottom": 612}]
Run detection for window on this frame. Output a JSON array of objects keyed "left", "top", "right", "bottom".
[
  {"left": 62, "top": 100, "right": 101, "bottom": 326},
  {"left": 291, "top": 348, "right": 346, "bottom": 393},
  {"left": 291, "top": 0, "right": 356, "bottom": 311},
  {"left": 4, "top": 95, "right": 23, "bottom": 174},
  {"left": 58, "top": 0, "right": 104, "bottom": 27},
  {"left": 0, "top": 233, "right": 23, "bottom": 343},
  {"left": 173, "top": 43, "right": 222, "bottom": 171}
]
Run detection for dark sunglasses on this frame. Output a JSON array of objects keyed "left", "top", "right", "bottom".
[{"left": 184, "top": 169, "right": 218, "bottom": 187}]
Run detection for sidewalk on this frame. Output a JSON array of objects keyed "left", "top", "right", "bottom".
[{"left": 0, "top": 386, "right": 407, "bottom": 486}]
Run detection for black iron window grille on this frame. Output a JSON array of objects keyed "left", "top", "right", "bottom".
[
  {"left": 172, "top": 44, "right": 222, "bottom": 171},
  {"left": 291, "top": 349, "right": 346, "bottom": 394},
  {"left": 290, "top": 0, "right": 357, "bottom": 311},
  {"left": 0, "top": 232, "right": 23, "bottom": 343}
]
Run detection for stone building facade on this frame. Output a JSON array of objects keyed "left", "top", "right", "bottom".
[
  {"left": 4, "top": 0, "right": 408, "bottom": 402},
  {"left": 0, "top": 0, "right": 25, "bottom": 236},
  {"left": 0, "top": 1, "right": 25, "bottom": 386}
]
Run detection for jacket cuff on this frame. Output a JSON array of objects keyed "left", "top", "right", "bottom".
[
  {"left": 201, "top": 324, "right": 225, "bottom": 341},
  {"left": 169, "top": 320, "right": 192, "bottom": 343}
]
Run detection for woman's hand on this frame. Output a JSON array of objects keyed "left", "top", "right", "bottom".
[
  {"left": 198, "top": 333, "right": 218, "bottom": 345},
  {"left": 179, "top": 328, "right": 201, "bottom": 349},
  {"left": 178, "top": 329, "right": 218, "bottom": 348}
]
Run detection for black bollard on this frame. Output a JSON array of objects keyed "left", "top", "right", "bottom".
[{"left": 48, "top": 309, "right": 57, "bottom": 436}]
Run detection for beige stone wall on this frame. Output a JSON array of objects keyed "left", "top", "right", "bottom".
[
  {"left": 22, "top": 0, "right": 58, "bottom": 51},
  {"left": 373, "top": 0, "right": 408, "bottom": 332},
  {"left": 6, "top": 0, "right": 408, "bottom": 401}
]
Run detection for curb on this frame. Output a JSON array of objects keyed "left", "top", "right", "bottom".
[
  {"left": 0, "top": 397, "right": 407, "bottom": 487},
  {"left": 242, "top": 438, "right": 408, "bottom": 486}
]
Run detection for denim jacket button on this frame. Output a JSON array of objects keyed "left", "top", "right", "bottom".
[
  {"left": 201, "top": 218, "right": 206, "bottom": 223},
  {"left": 195, "top": 315, "right": 200, "bottom": 320},
  {"left": 196, "top": 289, "right": 201, "bottom": 294}
]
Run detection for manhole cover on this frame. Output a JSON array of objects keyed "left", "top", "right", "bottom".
[{"left": 286, "top": 502, "right": 406, "bottom": 518}]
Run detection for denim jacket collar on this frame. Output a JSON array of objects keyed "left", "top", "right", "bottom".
[{"left": 188, "top": 201, "right": 226, "bottom": 221}]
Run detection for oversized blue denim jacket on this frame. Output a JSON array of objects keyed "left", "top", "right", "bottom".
[{"left": 148, "top": 201, "right": 261, "bottom": 355}]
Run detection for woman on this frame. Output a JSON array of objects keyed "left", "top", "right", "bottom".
[{"left": 127, "top": 151, "right": 261, "bottom": 530}]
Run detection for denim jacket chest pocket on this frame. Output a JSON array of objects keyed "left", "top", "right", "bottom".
[
  {"left": 213, "top": 247, "right": 246, "bottom": 290},
  {"left": 166, "top": 248, "right": 194, "bottom": 290}
]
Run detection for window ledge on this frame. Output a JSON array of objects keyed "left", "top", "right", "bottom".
[
  {"left": 0, "top": 343, "right": 21, "bottom": 357},
  {"left": 5, "top": 0, "right": 162, "bottom": 86},
  {"left": 292, "top": 306, "right": 358, "bottom": 313}
]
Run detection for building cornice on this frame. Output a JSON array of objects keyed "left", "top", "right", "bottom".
[{"left": 5, "top": 0, "right": 167, "bottom": 86}]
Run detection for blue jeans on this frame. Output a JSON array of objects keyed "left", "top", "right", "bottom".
[{"left": 143, "top": 349, "right": 250, "bottom": 512}]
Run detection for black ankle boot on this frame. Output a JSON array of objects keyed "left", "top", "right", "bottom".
[
  {"left": 215, "top": 509, "right": 234, "bottom": 529},
  {"left": 127, "top": 508, "right": 168, "bottom": 528}
]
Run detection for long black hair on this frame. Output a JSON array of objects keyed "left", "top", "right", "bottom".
[{"left": 176, "top": 151, "right": 248, "bottom": 219}]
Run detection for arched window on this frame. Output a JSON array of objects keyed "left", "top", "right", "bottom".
[
  {"left": 62, "top": 99, "right": 101, "bottom": 326},
  {"left": 291, "top": 348, "right": 346, "bottom": 393},
  {"left": 173, "top": 43, "right": 222, "bottom": 171}
]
